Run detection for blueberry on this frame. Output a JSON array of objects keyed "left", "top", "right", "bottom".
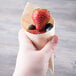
[
  {"left": 29, "top": 24, "right": 36, "bottom": 30},
  {"left": 45, "top": 23, "right": 53, "bottom": 32}
]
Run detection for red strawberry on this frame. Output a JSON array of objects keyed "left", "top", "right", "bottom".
[
  {"left": 32, "top": 9, "right": 50, "bottom": 30},
  {"left": 39, "top": 30, "right": 46, "bottom": 33},
  {"left": 28, "top": 30, "right": 40, "bottom": 34}
]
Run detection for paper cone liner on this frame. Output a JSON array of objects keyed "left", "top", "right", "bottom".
[
  {"left": 49, "top": 53, "right": 54, "bottom": 73},
  {"left": 25, "top": 22, "right": 55, "bottom": 73},
  {"left": 22, "top": 2, "right": 55, "bottom": 74}
]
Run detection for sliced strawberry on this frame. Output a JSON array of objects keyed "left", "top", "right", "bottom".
[
  {"left": 28, "top": 30, "right": 40, "bottom": 34},
  {"left": 39, "top": 30, "right": 46, "bottom": 33}
]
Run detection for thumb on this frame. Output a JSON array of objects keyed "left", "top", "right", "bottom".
[
  {"left": 40, "top": 35, "right": 58, "bottom": 56},
  {"left": 18, "top": 29, "right": 36, "bottom": 50}
]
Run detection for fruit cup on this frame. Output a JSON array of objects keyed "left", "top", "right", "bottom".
[{"left": 21, "top": 2, "right": 55, "bottom": 73}]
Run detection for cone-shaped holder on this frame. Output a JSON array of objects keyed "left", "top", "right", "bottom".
[{"left": 21, "top": 2, "right": 55, "bottom": 73}]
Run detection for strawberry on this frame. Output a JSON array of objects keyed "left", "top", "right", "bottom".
[
  {"left": 28, "top": 30, "right": 40, "bottom": 34},
  {"left": 32, "top": 9, "right": 50, "bottom": 30}
]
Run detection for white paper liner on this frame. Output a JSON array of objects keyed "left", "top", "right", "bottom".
[
  {"left": 22, "top": 2, "right": 55, "bottom": 73},
  {"left": 25, "top": 24, "right": 55, "bottom": 73}
]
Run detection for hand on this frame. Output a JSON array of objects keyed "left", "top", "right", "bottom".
[{"left": 13, "top": 29, "right": 58, "bottom": 76}]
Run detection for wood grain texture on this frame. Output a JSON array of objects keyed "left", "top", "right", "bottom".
[{"left": 0, "top": 0, "right": 76, "bottom": 76}]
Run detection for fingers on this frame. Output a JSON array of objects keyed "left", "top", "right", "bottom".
[
  {"left": 18, "top": 29, "right": 36, "bottom": 50},
  {"left": 40, "top": 35, "right": 58, "bottom": 57},
  {"left": 49, "top": 35, "right": 58, "bottom": 51}
]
